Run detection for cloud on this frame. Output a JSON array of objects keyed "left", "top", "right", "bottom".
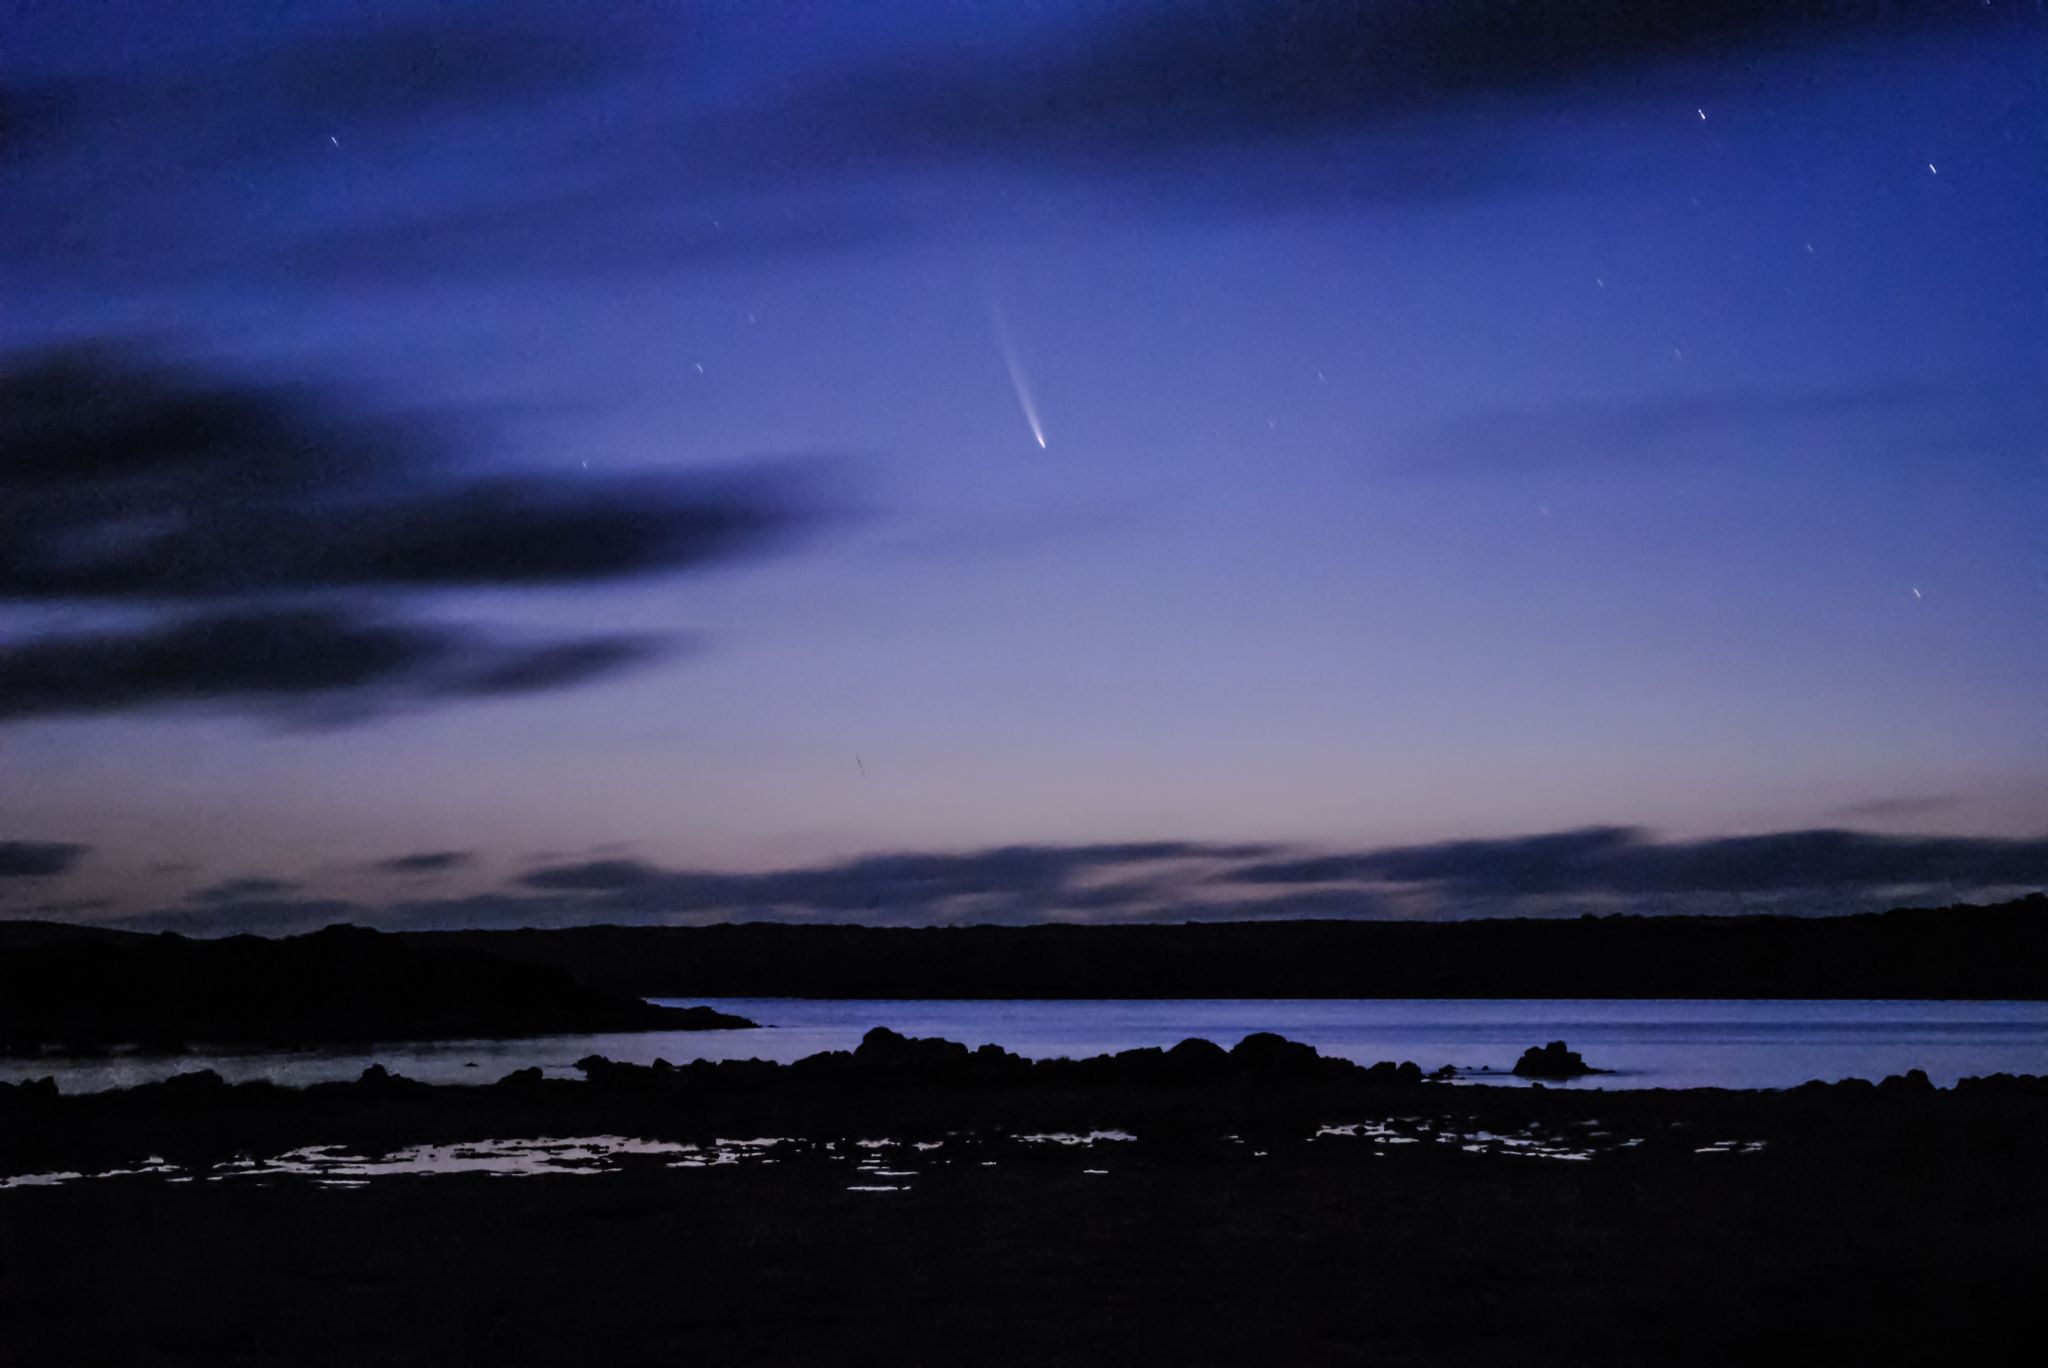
[
  {"left": 6, "top": 3, "right": 642, "bottom": 165},
  {"left": 0, "top": 83, "right": 71, "bottom": 157},
  {"left": 726, "top": 1, "right": 2018, "bottom": 181},
  {"left": 374, "top": 851, "right": 474, "bottom": 876},
  {"left": 14, "top": 3, "right": 2020, "bottom": 301},
  {"left": 277, "top": 194, "right": 903, "bottom": 285},
  {"left": 0, "top": 606, "right": 674, "bottom": 724},
  {"left": 189, "top": 877, "right": 299, "bottom": 904},
  {"left": 25, "top": 898, "right": 111, "bottom": 916},
  {"left": 516, "top": 841, "right": 1286, "bottom": 921},
  {"left": 215, "top": 8, "right": 628, "bottom": 131},
  {"left": 81, "top": 824, "right": 2048, "bottom": 934},
  {"left": 0, "top": 6, "right": 773, "bottom": 288},
  {"left": 0, "top": 344, "right": 827, "bottom": 723},
  {"left": 523, "top": 859, "right": 668, "bottom": 892},
  {"left": 1392, "top": 387, "right": 1929, "bottom": 478},
  {"left": 1835, "top": 795, "right": 1960, "bottom": 821},
  {"left": 0, "top": 840, "right": 89, "bottom": 878},
  {"left": 1225, "top": 827, "right": 2048, "bottom": 897},
  {"left": 0, "top": 346, "right": 811, "bottom": 602}
]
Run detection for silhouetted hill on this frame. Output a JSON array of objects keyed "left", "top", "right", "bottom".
[
  {"left": 0, "top": 923, "right": 753, "bottom": 1050},
  {"left": 0, "top": 920, "right": 144, "bottom": 951},
  {"left": 407, "top": 895, "right": 2048, "bottom": 999}
]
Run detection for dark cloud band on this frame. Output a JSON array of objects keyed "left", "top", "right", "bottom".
[
  {"left": 0, "top": 840, "right": 89, "bottom": 879},
  {"left": 374, "top": 851, "right": 474, "bottom": 876},
  {"left": 0, "top": 345, "right": 827, "bottom": 724},
  {"left": 100, "top": 824, "right": 2047, "bottom": 933},
  {"left": 1225, "top": 827, "right": 2048, "bottom": 896},
  {"left": 0, "top": 606, "right": 674, "bottom": 723}
]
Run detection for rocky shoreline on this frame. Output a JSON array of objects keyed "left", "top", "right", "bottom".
[
  {"left": 5, "top": 1027, "right": 2042, "bottom": 1181},
  {"left": 5, "top": 1028, "right": 2044, "bottom": 1364}
]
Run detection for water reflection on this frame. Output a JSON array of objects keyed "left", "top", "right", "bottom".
[
  {"left": 3, "top": 1117, "right": 1736, "bottom": 1191},
  {"left": 6, "top": 998, "right": 2046, "bottom": 1094}
]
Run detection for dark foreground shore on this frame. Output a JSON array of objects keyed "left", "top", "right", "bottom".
[
  {"left": 5, "top": 1032, "right": 2045, "bottom": 1365},
  {"left": 7, "top": 1138, "right": 2044, "bottom": 1367}
]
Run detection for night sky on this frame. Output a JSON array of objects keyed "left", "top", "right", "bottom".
[{"left": 3, "top": 1, "right": 2045, "bottom": 931}]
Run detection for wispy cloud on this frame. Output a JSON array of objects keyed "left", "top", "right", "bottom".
[
  {"left": 0, "top": 344, "right": 831, "bottom": 724},
  {"left": 1835, "top": 795, "right": 1960, "bottom": 821},
  {"left": 712, "top": 1, "right": 2023, "bottom": 185},
  {"left": 373, "top": 851, "right": 474, "bottom": 876},
  {"left": 14, "top": 2, "right": 2025, "bottom": 293},
  {"left": 0, "top": 840, "right": 90, "bottom": 879},
  {"left": 0, "top": 606, "right": 676, "bottom": 725},
  {"left": 96, "top": 825, "right": 2048, "bottom": 934},
  {"left": 1391, "top": 386, "right": 1929, "bottom": 478},
  {"left": 188, "top": 876, "right": 299, "bottom": 905},
  {"left": 516, "top": 841, "right": 1283, "bottom": 921},
  {"left": 1224, "top": 827, "right": 2048, "bottom": 897}
]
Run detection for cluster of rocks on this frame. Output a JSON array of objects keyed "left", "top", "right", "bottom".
[{"left": 574, "top": 1027, "right": 1428, "bottom": 1093}]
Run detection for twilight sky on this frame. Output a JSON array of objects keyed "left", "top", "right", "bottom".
[{"left": 3, "top": 0, "right": 2045, "bottom": 932}]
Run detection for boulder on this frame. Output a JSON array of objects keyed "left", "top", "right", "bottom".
[
  {"left": 1511, "top": 1041, "right": 1600, "bottom": 1080},
  {"left": 1878, "top": 1068, "right": 1935, "bottom": 1094},
  {"left": 853, "top": 1027, "right": 972, "bottom": 1072},
  {"left": 1229, "top": 1032, "right": 1323, "bottom": 1076}
]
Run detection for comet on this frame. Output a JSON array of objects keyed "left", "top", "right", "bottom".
[{"left": 989, "top": 297, "right": 1047, "bottom": 449}]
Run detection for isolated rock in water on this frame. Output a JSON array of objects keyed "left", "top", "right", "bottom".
[{"left": 1512, "top": 1041, "right": 1599, "bottom": 1079}]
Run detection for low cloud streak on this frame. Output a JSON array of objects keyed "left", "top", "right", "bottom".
[
  {"left": 88, "top": 826, "right": 2048, "bottom": 934},
  {"left": 0, "top": 841, "right": 89, "bottom": 879}
]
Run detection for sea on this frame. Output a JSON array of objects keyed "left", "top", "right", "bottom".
[{"left": 8, "top": 997, "right": 2048, "bottom": 1095}]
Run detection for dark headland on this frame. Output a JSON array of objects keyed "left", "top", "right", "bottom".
[
  {"left": 0, "top": 921, "right": 753, "bottom": 1052},
  {"left": 6, "top": 897, "right": 2043, "bottom": 1054},
  {"left": 407, "top": 894, "right": 2048, "bottom": 999}
]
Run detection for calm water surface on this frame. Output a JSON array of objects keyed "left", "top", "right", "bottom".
[{"left": 8, "top": 999, "right": 2048, "bottom": 1094}]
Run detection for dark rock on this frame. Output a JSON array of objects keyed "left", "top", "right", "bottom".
[
  {"left": 1512, "top": 1041, "right": 1600, "bottom": 1079},
  {"left": 1163, "top": 1037, "right": 1232, "bottom": 1082},
  {"left": 853, "top": 1027, "right": 971, "bottom": 1070},
  {"left": 1230, "top": 1032, "right": 1323, "bottom": 1076},
  {"left": 1955, "top": 1073, "right": 2048, "bottom": 1095},
  {"left": 158, "top": 1069, "right": 227, "bottom": 1096}
]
